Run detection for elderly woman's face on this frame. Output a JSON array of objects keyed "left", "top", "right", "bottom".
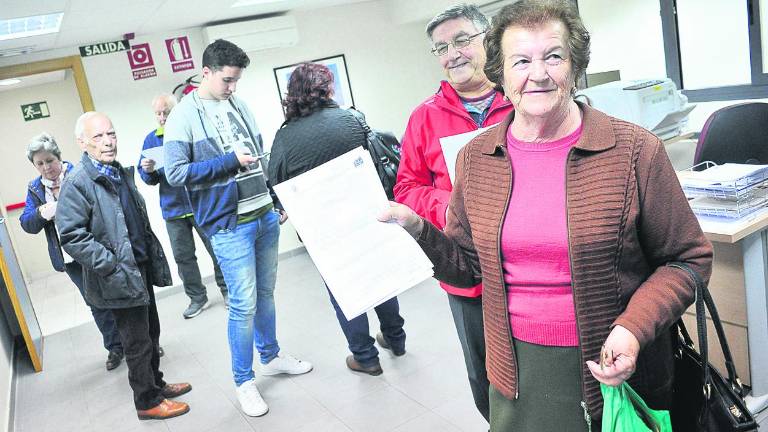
[
  {"left": 32, "top": 151, "right": 62, "bottom": 181},
  {"left": 501, "top": 20, "right": 574, "bottom": 120}
]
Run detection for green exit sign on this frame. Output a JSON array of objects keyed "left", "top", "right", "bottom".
[{"left": 21, "top": 101, "right": 50, "bottom": 121}]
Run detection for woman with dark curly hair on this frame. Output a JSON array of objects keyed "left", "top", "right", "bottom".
[
  {"left": 379, "top": 0, "right": 712, "bottom": 430},
  {"left": 268, "top": 63, "right": 407, "bottom": 376}
]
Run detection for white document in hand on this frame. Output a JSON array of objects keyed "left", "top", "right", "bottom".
[
  {"left": 439, "top": 126, "right": 493, "bottom": 185},
  {"left": 273, "top": 147, "right": 434, "bottom": 320},
  {"left": 141, "top": 146, "right": 165, "bottom": 170}
]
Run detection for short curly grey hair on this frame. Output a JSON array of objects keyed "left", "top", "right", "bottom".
[
  {"left": 26, "top": 132, "right": 62, "bottom": 162},
  {"left": 426, "top": 4, "right": 490, "bottom": 40}
]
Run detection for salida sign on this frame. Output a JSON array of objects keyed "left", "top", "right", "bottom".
[{"left": 79, "top": 40, "right": 130, "bottom": 57}]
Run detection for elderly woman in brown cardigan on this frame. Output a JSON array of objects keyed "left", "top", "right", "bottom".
[{"left": 381, "top": 1, "right": 712, "bottom": 430}]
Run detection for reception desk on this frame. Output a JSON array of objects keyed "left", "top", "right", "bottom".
[{"left": 696, "top": 208, "right": 768, "bottom": 415}]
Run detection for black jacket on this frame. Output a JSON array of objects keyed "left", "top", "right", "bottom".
[
  {"left": 57, "top": 153, "right": 172, "bottom": 309},
  {"left": 269, "top": 106, "right": 366, "bottom": 184}
]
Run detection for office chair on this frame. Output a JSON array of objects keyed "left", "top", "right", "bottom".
[{"left": 693, "top": 102, "right": 768, "bottom": 170}]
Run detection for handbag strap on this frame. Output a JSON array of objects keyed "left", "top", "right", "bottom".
[
  {"left": 702, "top": 282, "right": 744, "bottom": 394},
  {"left": 668, "top": 262, "right": 745, "bottom": 397},
  {"left": 348, "top": 108, "right": 388, "bottom": 165},
  {"left": 347, "top": 107, "right": 373, "bottom": 142}
]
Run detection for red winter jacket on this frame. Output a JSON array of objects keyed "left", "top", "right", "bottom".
[{"left": 394, "top": 81, "right": 513, "bottom": 297}]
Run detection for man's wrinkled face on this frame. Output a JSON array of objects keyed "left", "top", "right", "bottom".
[
  {"left": 153, "top": 99, "right": 172, "bottom": 126},
  {"left": 80, "top": 113, "right": 118, "bottom": 163},
  {"left": 431, "top": 18, "right": 488, "bottom": 90}
]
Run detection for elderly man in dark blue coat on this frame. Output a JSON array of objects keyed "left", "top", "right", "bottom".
[{"left": 57, "top": 111, "right": 191, "bottom": 420}]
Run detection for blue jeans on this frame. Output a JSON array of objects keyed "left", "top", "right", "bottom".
[
  {"left": 327, "top": 285, "right": 405, "bottom": 368},
  {"left": 210, "top": 210, "right": 280, "bottom": 386}
]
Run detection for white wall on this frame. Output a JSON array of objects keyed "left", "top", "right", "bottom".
[
  {"left": 388, "top": 0, "right": 461, "bottom": 24},
  {"left": 676, "top": 0, "right": 751, "bottom": 89},
  {"left": 0, "top": 0, "right": 446, "bottom": 287},
  {"left": 579, "top": 0, "right": 767, "bottom": 149},
  {"left": 579, "top": 0, "right": 667, "bottom": 81},
  {"left": 237, "top": 0, "right": 444, "bottom": 149}
]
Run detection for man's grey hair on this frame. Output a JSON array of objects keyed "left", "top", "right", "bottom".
[
  {"left": 152, "top": 93, "right": 177, "bottom": 109},
  {"left": 74, "top": 111, "right": 100, "bottom": 140},
  {"left": 426, "top": 3, "right": 490, "bottom": 40},
  {"left": 27, "top": 132, "right": 62, "bottom": 162}
]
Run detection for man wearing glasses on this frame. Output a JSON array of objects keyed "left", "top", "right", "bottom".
[{"left": 393, "top": 3, "right": 513, "bottom": 423}]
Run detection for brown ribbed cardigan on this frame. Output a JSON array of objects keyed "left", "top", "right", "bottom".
[{"left": 417, "top": 102, "right": 713, "bottom": 419}]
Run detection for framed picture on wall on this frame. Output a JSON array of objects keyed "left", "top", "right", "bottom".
[{"left": 273, "top": 54, "right": 355, "bottom": 114}]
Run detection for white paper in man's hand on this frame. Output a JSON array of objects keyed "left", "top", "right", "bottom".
[
  {"left": 439, "top": 126, "right": 493, "bottom": 184},
  {"left": 141, "top": 146, "right": 165, "bottom": 169},
  {"left": 273, "top": 147, "right": 434, "bottom": 320}
]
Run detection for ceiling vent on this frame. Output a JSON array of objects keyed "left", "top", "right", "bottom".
[
  {"left": 203, "top": 15, "right": 298, "bottom": 52},
  {"left": 0, "top": 45, "right": 35, "bottom": 58}
]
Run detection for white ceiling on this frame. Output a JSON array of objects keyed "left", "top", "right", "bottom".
[{"left": 0, "top": 0, "right": 372, "bottom": 57}]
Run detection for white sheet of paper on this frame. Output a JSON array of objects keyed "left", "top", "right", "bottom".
[
  {"left": 141, "top": 146, "right": 165, "bottom": 170},
  {"left": 273, "top": 147, "right": 434, "bottom": 320},
  {"left": 439, "top": 126, "right": 493, "bottom": 184}
]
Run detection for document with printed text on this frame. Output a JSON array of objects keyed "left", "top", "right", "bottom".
[
  {"left": 273, "top": 147, "right": 434, "bottom": 320},
  {"left": 439, "top": 126, "right": 493, "bottom": 184}
]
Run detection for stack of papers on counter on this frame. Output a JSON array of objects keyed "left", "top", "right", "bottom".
[{"left": 677, "top": 163, "right": 768, "bottom": 219}]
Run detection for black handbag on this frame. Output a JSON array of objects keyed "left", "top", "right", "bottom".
[
  {"left": 668, "top": 263, "right": 758, "bottom": 431},
  {"left": 348, "top": 108, "right": 401, "bottom": 200}
]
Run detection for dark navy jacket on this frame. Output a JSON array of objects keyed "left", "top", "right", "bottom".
[
  {"left": 137, "top": 129, "right": 194, "bottom": 220},
  {"left": 57, "top": 153, "right": 172, "bottom": 309},
  {"left": 19, "top": 162, "right": 74, "bottom": 272}
]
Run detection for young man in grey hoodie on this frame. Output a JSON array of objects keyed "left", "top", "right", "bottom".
[{"left": 163, "top": 39, "right": 312, "bottom": 417}]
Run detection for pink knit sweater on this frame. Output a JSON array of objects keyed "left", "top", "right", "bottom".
[{"left": 501, "top": 124, "right": 582, "bottom": 347}]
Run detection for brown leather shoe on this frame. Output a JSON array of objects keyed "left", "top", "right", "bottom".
[
  {"left": 345, "top": 355, "right": 383, "bottom": 376},
  {"left": 161, "top": 382, "right": 192, "bottom": 398},
  {"left": 376, "top": 332, "right": 406, "bottom": 356},
  {"left": 137, "top": 399, "right": 190, "bottom": 420}
]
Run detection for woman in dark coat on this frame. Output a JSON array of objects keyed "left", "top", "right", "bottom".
[{"left": 269, "top": 63, "right": 407, "bottom": 376}]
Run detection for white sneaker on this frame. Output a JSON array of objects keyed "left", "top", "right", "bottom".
[
  {"left": 235, "top": 378, "right": 269, "bottom": 417},
  {"left": 261, "top": 353, "right": 313, "bottom": 376}
]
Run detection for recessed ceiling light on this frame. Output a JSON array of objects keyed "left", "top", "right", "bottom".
[
  {"left": 231, "top": 0, "right": 285, "bottom": 7},
  {"left": 0, "top": 13, "right": 64, "bottom": 41},
  {"left": 0, "top": 79, "right": 21, "bottom": 86}
]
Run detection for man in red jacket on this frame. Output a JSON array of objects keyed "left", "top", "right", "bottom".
[{"left": 394, "top": 4, "right": 513, "bottom": 422}]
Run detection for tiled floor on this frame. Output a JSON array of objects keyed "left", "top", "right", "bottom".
[{"left": 14, "top": 251, "right": 488, "bottom": 432}]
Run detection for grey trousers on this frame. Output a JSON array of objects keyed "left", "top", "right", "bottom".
[
  {"left": 447, "top": 293, "right": 490, "bottom": 422},
  {"left": 165, "top": 216, "right": 227, "bottom": 303},
  {"left": 489, "top": 339, "right": 589, "bottom": 432}
]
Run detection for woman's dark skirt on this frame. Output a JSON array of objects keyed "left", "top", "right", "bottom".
[{"left": 490, "top": 338, "right": 592, "bottom": 432}]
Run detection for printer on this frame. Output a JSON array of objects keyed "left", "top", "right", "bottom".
[{"left": 575, "top": 78, "right": 695, "bottom": 140}]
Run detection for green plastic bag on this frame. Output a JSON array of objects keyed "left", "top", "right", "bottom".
[{"left": 601, "top": 383, "right": 672, "bottom": 432}]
